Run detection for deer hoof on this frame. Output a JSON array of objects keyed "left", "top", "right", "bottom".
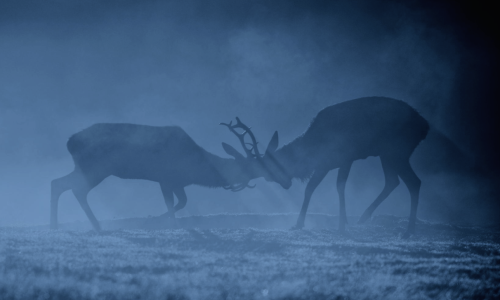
[
  {"left": 357, "top": 213, "right": 371, "bottom": 224},
  {"left": 290, "top": 224, "right": 303, "bottom": 231},
  {"left": 161, "top": 212, "right": 175, "bottom": 219}
]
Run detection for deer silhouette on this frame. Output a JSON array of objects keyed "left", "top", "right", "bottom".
[
  {"left": 50, "top": 122, "right": 270, "bottom": 231},
  {"left": 243, "top": 97, "right": 429, "bottom": 238}
]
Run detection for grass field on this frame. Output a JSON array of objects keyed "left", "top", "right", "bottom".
[{"left": 0, "top": 214, "right": 499, "bottom": 300}]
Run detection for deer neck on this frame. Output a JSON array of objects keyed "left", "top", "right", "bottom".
[{"left": 275, "top": 137, "right": 315, "bottom": 180}]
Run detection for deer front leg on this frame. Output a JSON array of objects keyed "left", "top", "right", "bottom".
[
  {"left": 51, "top": 176, "right": 68, "bottom": 230},
  {"left": 73, "top": 187, "right": 101, "bottom": 232},
  {"left": 50, "top": 171, "right": 80, "bottom": 229},
  {"left": 292, "top": 169, "right": 329, "bottom": 230},
  {"left": 160, "top": 183, "right": 175, "bottom": 218},
  {"left": 358, "top": 157, "right": 399, "bottom": 224},
  {"left": 173, "top": 187, "right": 187, "bottom": 213},
  {"left": 336, "top": 162, "right": 352, "bottom": 232}
]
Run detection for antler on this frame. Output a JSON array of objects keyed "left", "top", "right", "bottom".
[
  {"left": 223, "top": 182, "right": 256, "bottom": 192},
  {"left": 220, "top": 117, "right": 261, "bottom": 158}
]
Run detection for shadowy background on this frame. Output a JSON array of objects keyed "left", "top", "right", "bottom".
[{"left": 0, "top": 0, "right": 498, "bottom": 226}]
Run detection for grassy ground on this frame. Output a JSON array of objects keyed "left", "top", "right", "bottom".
[{"left": 0, "top": 214, "right": 499, "bottom": 300}]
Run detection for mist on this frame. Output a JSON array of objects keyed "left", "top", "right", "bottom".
[{"left": 0, "top": 0, "right": 498, "bottom": 227}]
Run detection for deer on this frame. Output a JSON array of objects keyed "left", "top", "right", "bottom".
[
  {"left": 50, "top": 121, "right": 274, "bottom": 231},
  {"left": 238, "top": 96, "right": 430, "bottom": 238}
]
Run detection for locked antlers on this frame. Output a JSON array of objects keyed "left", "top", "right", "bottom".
[
  {"left": 220, "top": 117, "right": 260, "bottom": 192},
  {"left": 220, "top": 117, "right": 261, "bottom": 158}
]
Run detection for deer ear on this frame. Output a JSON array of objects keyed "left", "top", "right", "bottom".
[
  {"left": 222, "top": 142, "right": 245, "bottom": 160},
  {"left": 265, "top": 131, "right": 279, "bottom": 155}
]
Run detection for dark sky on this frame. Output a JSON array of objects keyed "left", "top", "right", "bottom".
[{"left": 0, "top": 0, "right": 498, "bottom": 226}]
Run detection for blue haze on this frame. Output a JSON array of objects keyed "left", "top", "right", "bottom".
[{"left": 0, "top": 0, "right": 497, "bottom": 227}]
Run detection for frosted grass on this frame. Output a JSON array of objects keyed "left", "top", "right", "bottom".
[{"left": 0, "top": 215, "right": 498, "bottom": 299}]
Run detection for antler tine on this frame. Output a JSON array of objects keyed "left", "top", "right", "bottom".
[
  {"left": 220, "top": 120, "right": 253, "bottom": 158},
  {"left": 223, "top": 182, "right": 257, "bottom": 192},
  {"left": 234, "top": 117, "right": 261, "bottom": 157},
  {"left": 220, "top": 117, "right": 261, "bottom": 158}
]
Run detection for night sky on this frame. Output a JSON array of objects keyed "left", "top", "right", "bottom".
[{"left": 0, "top": 0, "right": 498, "bottom": 227}]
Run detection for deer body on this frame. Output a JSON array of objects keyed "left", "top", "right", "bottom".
[
  {"left": 257, "top": 97, "right": 429, "bottom": 237},
  {"left": 51, "top": 123, "right": 257, "bottom": 231}
]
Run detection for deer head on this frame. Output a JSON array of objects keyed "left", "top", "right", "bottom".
[{"left": 221, "top": 118, "right": 292, "bottom": 190}]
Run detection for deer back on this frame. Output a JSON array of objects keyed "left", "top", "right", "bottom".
[
  {"left": 275, "top": 97, "right": 429, "bottom": 177},
  {"left": 66, "top": 123, "right": 218, "bottom": 184}
]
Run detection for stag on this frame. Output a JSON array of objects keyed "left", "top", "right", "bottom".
[
  {"left": 51, "top": 122, "right": 269, "bottom": 231},
  {"left": 240, "top": 97, "right": 429, "bottom": 238}
]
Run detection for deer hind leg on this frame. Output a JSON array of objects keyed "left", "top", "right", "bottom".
[
  {"left": 51, "top": 171, "right": 80, "bottom": 229},
  {"left": 292, "top": 168, "right": 329, "bottom": 230},
  {"left": 395, "top": 159, "right": 421, "bottom": 238},
  {"left": 173, "top": 187, "right": 187, "bottom": 213},
  {"left": 160, "top": 183, "right": 175, "bottom": 218},
  {"left": 337, "top": 162, "right": 353, "bottom": 232},
  {"left": 358, "top": 157, "right": 400, "bottom": 224}
]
